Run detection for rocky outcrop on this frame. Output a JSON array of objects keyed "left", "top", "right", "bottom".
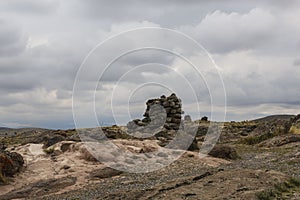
[
  {"left": 0, "top": 146, "right": 24, "bottom": 183},
  {"left": 259, "top": 134, "right": 300, "bottom": 147}
]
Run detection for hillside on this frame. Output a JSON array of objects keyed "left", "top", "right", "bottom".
[{"left": 0, "top": 113, "right": 300, "bottom": 199}]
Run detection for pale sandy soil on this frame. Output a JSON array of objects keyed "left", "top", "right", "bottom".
[{"left": 0, "top": 139, "right": 228, "bottom": 198}]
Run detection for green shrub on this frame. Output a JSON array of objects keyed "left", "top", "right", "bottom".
[{"left": 43, "top": 148, "right": 54, "bottom": 154}]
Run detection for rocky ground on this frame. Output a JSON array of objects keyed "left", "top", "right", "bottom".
[{"left": 0, "top": 114, "right": 300, "bottom": 200}]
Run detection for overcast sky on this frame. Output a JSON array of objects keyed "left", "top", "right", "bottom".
[{"left": 0, "top": 0, "right": 299, "bottom": 129}]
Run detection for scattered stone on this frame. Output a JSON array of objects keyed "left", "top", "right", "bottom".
[
  {"left": 157, "top": 152, "right": 168, "bottom": 157},
  {"left": 124, "top": 159, "right": 135, "bottom": 164},
  {"left": 240, "top": 131, "right": 249, "bottom": 136},
  {"left": 201, "top": 116, "right": 208, "bottom": 121},
  {"left": 89, "top": 167, "right": 123, "bottom": 179},
  {"left": 61, "top": 165, "right": 71, "bottom": 170},
  {"left": 102, "top": 126, "right": 134, "bottom": 140},
  {"left": 236, "top": 186, "right": 249, "bottom": 192},
  {"left": 184, "top": 193, "right": 196, "bottom": 197},
  {"left": 184, "top": 115, "right": 192, "bottom": 122}
]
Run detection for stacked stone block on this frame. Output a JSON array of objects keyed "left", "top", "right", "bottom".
[{"left": 127, "top": 93, "right": 183, "bottom": 133}]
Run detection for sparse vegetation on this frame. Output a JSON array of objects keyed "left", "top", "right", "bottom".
[
  {"left": 241, "top": 131, "right": 281, "bottom": 145},
  {"left": 289, "top": 177, "right": 300, "bottom": 187},
  {"left": 290, "top": 125, "right": 300, "bottom": 134},
  {"left": 256, "top": 189, "right": 276, "bottom": 200},
  {"left": 256, "top": 178, "right": 300, "bottom": 200},
  {"left": 43, "top": 148, "right": 55, "bottom": 154}
]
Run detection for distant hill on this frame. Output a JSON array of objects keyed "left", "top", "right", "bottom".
[
  {"left": 0, "top": 127, "right": 49, "bottom": 137},
  {"left": 251, "top": 114, "right": 295, "bottom": 123}
]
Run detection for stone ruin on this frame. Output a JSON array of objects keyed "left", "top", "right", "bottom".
[
  {"left": 127, "top": 93, "right": 183, "bottom": 134},
  {"left": 126, "top": 93, "right": 201, "bottom": 151}
]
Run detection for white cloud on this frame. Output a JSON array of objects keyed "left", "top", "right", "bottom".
[{"left": 180, "top": 8, "right": 277, "bottom": 53}]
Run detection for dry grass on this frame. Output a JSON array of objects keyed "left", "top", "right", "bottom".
[
  {"left": 256, "top": 177, "right": 300, "bottom": 200},
  {"left": 289, "top": 126, "right": 300, "bottom": 134}
]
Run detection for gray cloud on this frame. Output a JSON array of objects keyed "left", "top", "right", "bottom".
[
  {"left": 0, "top": 1, "right": 299, "bottom": 128},
  {"left": 294, "top": 59, "right": 300, "bottom": 66},
  {"left": 0, "top": 0, "right": 59, "bottom": 15},
  {"left": 0, "top": 19, "right": 27, "bottom": 56}
]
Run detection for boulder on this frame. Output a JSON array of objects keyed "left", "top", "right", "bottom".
[
  {"left": 201, "top": 116, "right": 208, "bottom": 121},
  {"left": 208, "top": 145, "right": 239, "bottom": 160},
  {"left": 0, "top": 150, "right": 24, "bottom": 183},
  {"left": 43, "top": 134, "right": 66, "bottom": 148},
  {"left": 89, "top": 167, "right": 122, "bottom": 179}
]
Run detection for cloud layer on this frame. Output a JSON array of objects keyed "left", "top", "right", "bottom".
[{"left": 0, "top": 1, "right": 299, "bottom": 128}]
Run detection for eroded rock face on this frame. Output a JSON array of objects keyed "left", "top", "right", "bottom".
[{"left": 0, "top": 147, "right": 24, "bottom": 183}]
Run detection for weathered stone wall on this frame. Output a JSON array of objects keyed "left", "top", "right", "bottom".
[{"left": 127, "top": 93, "right": 183, "bottom": 132}]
